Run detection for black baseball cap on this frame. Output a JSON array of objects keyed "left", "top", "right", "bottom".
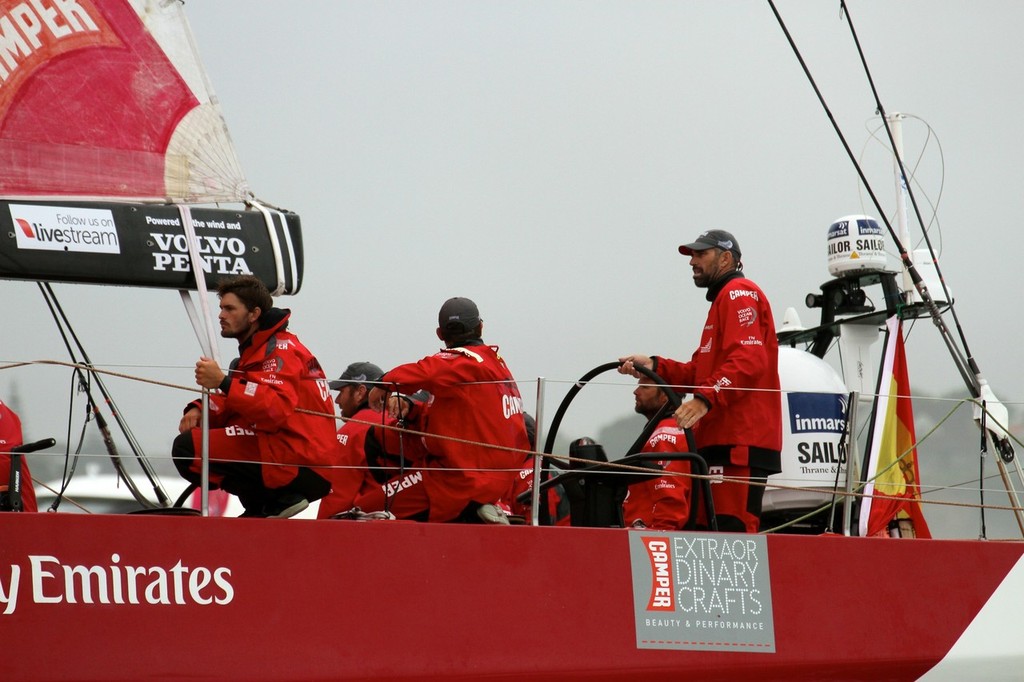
[
  {"left": 438, "top": 297, "right": 481, "bottom": 333},
  {"left": 678, "top": 229, "right": 742, "bottom": 259},
  {"left": 328, "top": 361, "right": 384, "bottom": 390}
]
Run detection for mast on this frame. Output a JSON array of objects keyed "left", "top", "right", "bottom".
[
  {"left": 884, "top": 114, "right": 1024, "bottom": 535},
  {"left": 770, "top": 0, "right": 1024, "bottom": 535},
  {"left": 889, "top": 113, "right": 915, "bottom": 298}
]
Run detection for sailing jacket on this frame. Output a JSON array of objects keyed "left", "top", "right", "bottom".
[
  {"left": 622, "top": 418, "right": 691, "bottom": 530},
  {"left": 654, "top": 271, "right": 782, "bottom": 471},
  {"left": 316, "top": 407, "right": 422, "bottom": 519},
  {"left": 380, "top": 341, "right": 530, "bottom": 521},
  {"left": 316, "top": 406, "right": 380, "bottom": 519},
  {"left": 0, "top": 399, "right": 36, "bottom": 512},
  {"left": 504, "top": 454, "right": 567, "bottom": 523},
  {"left": 189, "top": 308, "right": 338, "bottom": 488}
]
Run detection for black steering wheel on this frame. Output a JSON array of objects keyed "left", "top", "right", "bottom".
[
  {"left": 542, "top": 360, "right": 682, "bottom": 458},
  {"left": 521, "top": 360, "right": 719, "bottom": 528}
]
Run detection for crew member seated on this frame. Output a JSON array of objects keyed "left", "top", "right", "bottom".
[
  {"left": 357, "top": 297, "right": 530, "bottom": 524},
  {"left": 622, "top": 377, "right": 691, "bottom": 530}
]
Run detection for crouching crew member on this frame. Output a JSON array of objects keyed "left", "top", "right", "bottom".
[
  {"left": 172, "top": 275, "right": 338, "bottom": 518},
  {"left": 318, "top": 361, "right": 402, "bottom": 519}
]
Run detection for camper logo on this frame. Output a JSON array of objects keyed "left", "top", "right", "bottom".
[
  {"left": 642, "top": 537, "right": 675, "bottom": 611},
  {"left": 10, "top": 204, "right": 120, "bottom": 254},
  {"left": 0, "top": 0, "right": 119, "bottom": 120},
  {"left": 629, "top": 533, "right": 775, "bottom": 652}
]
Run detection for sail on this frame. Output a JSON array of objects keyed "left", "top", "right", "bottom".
[
  {"left": 0, "top": 0, "right": 248, "bottom": 203},
  {"left": 0, "top": 0, "right": 304, "bottom": 294}
]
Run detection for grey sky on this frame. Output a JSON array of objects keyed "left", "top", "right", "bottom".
[{"left": 3, "top": 2, "right": 1022, "bottom": 519}]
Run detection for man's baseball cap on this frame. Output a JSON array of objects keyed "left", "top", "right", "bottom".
[
  {"left": 678, "top": 229, "right": 742, "bottom": 259},
  {"left": 329, "top": 361, "right": 384, "bottom": 390},
  {"left": 438, "top": 297, "right": 481, "bottom": 333}
]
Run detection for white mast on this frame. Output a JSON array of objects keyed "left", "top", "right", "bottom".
[{"left": 888, "top": 112, "right": 916, "bottom": 297}]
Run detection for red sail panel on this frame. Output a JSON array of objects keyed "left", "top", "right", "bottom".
[{"left": 0, "top": 0, "right": 244, "bottom": 202}]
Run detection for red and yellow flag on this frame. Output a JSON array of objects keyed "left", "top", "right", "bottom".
[{"left": 859, "top": 316, "right": 931, "bottom": 538}]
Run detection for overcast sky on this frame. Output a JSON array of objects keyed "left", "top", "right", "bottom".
[{"left": 4, "top": 2, "right": 1023, "bottom": 528}]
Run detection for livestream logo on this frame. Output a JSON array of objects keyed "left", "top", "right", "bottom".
[{"left": 11, "top": 204, "right": 120, "bottom": 254}]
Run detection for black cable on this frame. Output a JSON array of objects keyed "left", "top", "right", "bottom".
[
  {"left": 38, "top": 283, "right": 167, "bottom": 507},
  {"left": 826, "top": 391, "right": 856, "bottom": 534},
  {"left": 49, "top": 370, "right": 88, "bottom": 512},
  {"left": 978, "top": 400, "right": 987, "bottom": 540},
  {"left": 765, "top": 1, "right": 978, "bottom": 396},
  {"left": 838, "top": 1, "right": 966, "bottom": 365}
]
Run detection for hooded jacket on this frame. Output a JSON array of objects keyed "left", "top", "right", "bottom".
[
  {"left": 654, "top": 271, "right": 782, "bottom": 470},
  {"left": 190, "top": 308, "right": 338, "bottom": 488},
  {"left": 380, "top": 341, "right": 530, "bottom": 521}
]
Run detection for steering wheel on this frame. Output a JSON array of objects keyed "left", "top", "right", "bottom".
[
  {"left": 522, "top": 361, "right": 689, "bottom": 524},
  {"left": 526, "top": 360, "right": 716, "bottom": 530},
  {"left": 542, "top": 360, "right": 681, "bottom": 458}
]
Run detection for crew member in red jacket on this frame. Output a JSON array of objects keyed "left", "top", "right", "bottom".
[
  {"left": 623, "top": 377, "right": 691, "bottom": 530},
  {"left": 620, "top": 230, "right": 781, "bottom": 533},
  {"left": 317, "top": 361, "right": 402, "bottom": 519},
  {"left": 503, "top": 413, "right": 570, "bottom": 524},
  {"left": 0, "top": 399, "right": 37, "bottom": 512},
  {"left": 359, "top": 297, "right": 530, "bottom": 523},
  {"left": 172, "top": 275, "right": 338, "bottom": 518}
]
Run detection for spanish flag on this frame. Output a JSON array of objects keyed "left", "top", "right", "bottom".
[{"left": 859, "top": 316, "right": 931, "bottom": 538}]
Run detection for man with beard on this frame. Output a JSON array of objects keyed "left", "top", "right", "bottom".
[
  {"left": 622, "top": 377, "right": 692, "bottom": 530},
  {"left": 172, "top": 275, "right": 337, "bottom": 518},
  {"left": 317, "top": 361, "right": 420, "bottom": 520},
  {"left": 620, "top": 230, "right": 781, "bottom": 533}
]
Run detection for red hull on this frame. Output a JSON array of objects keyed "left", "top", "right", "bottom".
[{"left": 1, "top": 513, "right": 1021, "bottom": 681}]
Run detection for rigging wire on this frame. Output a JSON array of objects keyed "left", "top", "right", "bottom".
[
  {"left": 37, "top": 283, "right": 168, "bottom": 507},
  {"left": 766, "top": 0, "right": 1023, "bottom": 534},
  {"left": 834, "top": 0, "right": 1018, "bottom": 476},
  {"left": 837, "top": 5, "right": 951, "bottom": 294},
  {"left": 765, "top": 0, "right": 979, "bottom": 397},
  {"left": 979, "top": 402, "right": 988, "bottom": 539},
  {"left": 836, "top": 2, "right": 978, "bottom": 372},
  {"left": 49, "top": 370, "right": 90, "bottom": 512},
  {"left": 858, "top": 113, "right": 946, "bottom": 259}
]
